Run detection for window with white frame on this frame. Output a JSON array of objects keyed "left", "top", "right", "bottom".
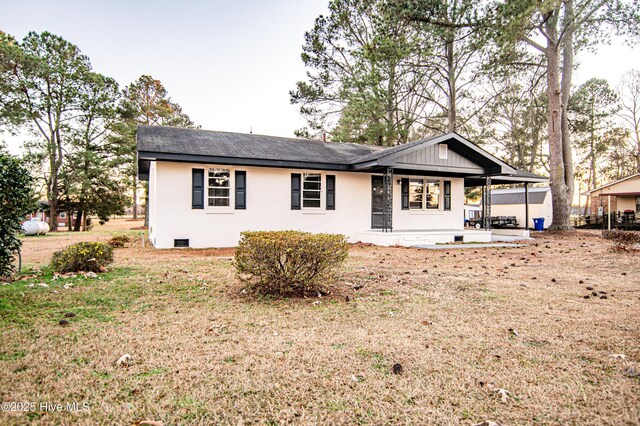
[
  {"left": 426, "top": 180, "right": 440, "bottom": 209},
  {"left": 207, "top": 168, "right": 230, "bottom": 207},
  {"left": 409, "top": 179, "right": 424, "bottom": 210},
  {"left": 409, "top": 178, "right": 440, "bottom": 210},
  {"left": 302, "top": 173, "right": 321, "bottom": 208},
  {"left": 59, "top": 212, "right": 67, "bottom": 219},
  {"left": 636, "top": 196, "right": 640, "bottom": 212}
]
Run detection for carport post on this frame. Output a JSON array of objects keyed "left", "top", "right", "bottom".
[
  {"left": 481, "top": 185, "right": 486, "bottom": 226},
  {"left": 524, "top": 183, "right": 530, "bottom": 231},
  {"left": 485, "top": 176, "right": 492, "bottom": 230}
]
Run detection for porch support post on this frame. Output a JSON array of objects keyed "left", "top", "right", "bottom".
[
  {"left": 485, "top": 176, "right": 492, "bottom": 230},
  {"left": 383, "top": 167, "right": 393, "bottom": 233},
  {"left": 524, "top": 182, "right": 530, "bottom": 231},
  {"left": 607, "top": 195, "right": 611, "bottom": 230}
]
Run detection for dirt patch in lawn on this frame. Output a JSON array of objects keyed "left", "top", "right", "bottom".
[{"left": 1, "top": 228, "right": 638, "bottom": 425}]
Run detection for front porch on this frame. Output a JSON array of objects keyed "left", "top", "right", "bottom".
[{"left": 357, "top": 228, "right": 492, "bottom": 247}]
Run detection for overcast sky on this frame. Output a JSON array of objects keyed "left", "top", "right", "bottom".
[{"left": 1, "top": 0, "right": 639, "bottom": 155}]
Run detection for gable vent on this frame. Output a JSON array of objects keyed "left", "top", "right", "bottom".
[{"left": 439, "top": 143, "right": 448, "bottom": 159}]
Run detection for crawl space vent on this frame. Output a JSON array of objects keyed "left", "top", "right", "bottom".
[
  {"left": 174, "top": 239, "right": 189, "bottom": 248},
  {"left": 454, "top": 235, "right": 464, "bottom": 242}
]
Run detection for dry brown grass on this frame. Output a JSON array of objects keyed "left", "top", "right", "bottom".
[{"left": 1, "top": 222, "right": 638, "bottom": 425}]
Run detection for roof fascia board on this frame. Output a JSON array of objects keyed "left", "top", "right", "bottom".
[
  {"left": 585, "top": 173, "right": 640, "bottom": 194},
  {"left": 137, "top": 151, "right": 354, "bottom": 172}
]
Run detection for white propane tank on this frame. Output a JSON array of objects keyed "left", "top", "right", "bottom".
[{"left": 22, "top": 219, "right": 50, "bottom": 236}]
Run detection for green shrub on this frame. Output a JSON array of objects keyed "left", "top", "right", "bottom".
[
  {"left": 108, "top": 234, "right": 131, "bottom": 248},
  {"left": 0, "top": 153, "right": 34, "bottom": 277},
  {"left": 602, "top": 230, "right": 640, "bottom": 251},
  {"left": 234, "top": 231, "right": 349, "bottom": 297},
  {"left": 51, "top": 242, "right": 114, "bottom": 273}
]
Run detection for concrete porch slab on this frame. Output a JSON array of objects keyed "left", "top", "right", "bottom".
[
  {"left": 414, "top": 243, "right": 526, "bottom": 249},
  {"left": 356, "top": 229, "right": 492, "bottom": 247},
  {"left": 492, "top": 228, "right": 531, "bottom": 238}
]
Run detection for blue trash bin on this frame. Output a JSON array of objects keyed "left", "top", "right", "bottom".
[{"left": 533, "top": 217, "right": 544, "bottom": 231}]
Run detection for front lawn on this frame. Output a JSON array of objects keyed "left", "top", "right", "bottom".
[{"left": 1, "top": 222, "right": 638, "bottom": 425}]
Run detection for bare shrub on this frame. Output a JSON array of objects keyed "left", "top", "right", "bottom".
[
  {"left": 108, "top": 234, "right": 131, "bottom": 248},
  {"left": 602, "top": 230, "right": 640, "bottom": 251},
  {"left": 234, "top": 231, "right": 348, "bottom": 297}
]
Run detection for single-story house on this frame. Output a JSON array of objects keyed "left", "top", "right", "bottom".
[
  {"left": 137, "top": 125, "right": 546, "bottom": 248},
  {"left": 483, "top": 186, "right": 552, "bottom": 229},
  {"left": 584, "top": 174, "right": 640, "bottom": 218},
  {"left": 28, "top": 203, "right": 72, "bottom": 229}
]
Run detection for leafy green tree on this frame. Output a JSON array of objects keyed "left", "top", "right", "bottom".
[
  {"left": 569, "top": 78, "right": 621, "bottom": 190},
  {"left": 0, "top": 31, "right": 92, "bottom": 231},
  {"left": 64, "top": 72, "right": 130, "bottom": 230},
  {"left": 491, "top": 0, "right": 640, "bottom": 229},
  {"left": 0, "top": 151, "right": 34, "bottom": 277},
  {"left": 114, "top": 75, "right": 193, "bottom": 223},
  {"left": 291, "top": 0, "right": 433, "bottom": 146}
]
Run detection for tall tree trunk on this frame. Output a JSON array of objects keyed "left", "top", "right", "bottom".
[
  {"left": 386, "top": 61, "right": 396, "bottom": 147},
  {"left": 556, "top": 0, "right": 575, "bottom": 229},
  {"left": 48, "top": 173, "right": 59, "bottom": 232},
  {"left": 634, "top": 113, "right": 640, "bottom": 172},
  {"left": 545, "top": 14, "right": 571, "bottom": 230},
  {"left": 446, "top": 35, "right": 457, "bottom": 132},
  {"left": 74, "top": 209, "right": 83, "bottom": 232}
]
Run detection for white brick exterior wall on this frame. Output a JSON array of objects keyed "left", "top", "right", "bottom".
[{"left": 148, "top": 161, "right": 466, "bottom": 248}]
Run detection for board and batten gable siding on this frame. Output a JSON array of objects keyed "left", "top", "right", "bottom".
[
  {"left": 392, "top": 144, "right": 484, "bottom": 172},
  {"left": 150, "top": 161, "right": 372, "bottom": 248}
]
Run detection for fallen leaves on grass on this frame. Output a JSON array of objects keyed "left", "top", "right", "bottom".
[
  {"left": 487, "top": 384, "right": 515, "bottom": 403},
  {"left": 623, "top": 366, "right": 640, "bottom": 378},
  {"left": 116, "top": 353, "right": 132, "bottom": 367},
  {"left": 207, "top": 324, "right": 227, "bottom": 333},
  {"left": 133, "top": 421, "right": 164, "bottom": 426}
]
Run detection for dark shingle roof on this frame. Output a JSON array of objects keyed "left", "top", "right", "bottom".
[
  {"left": 136, "top": 125, "right": 548, "bottom": 185},
  {"left": 137, "top": 125, "right": 381, "bottom": 165}
]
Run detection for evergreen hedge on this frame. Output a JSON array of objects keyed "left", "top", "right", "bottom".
[{"left": 0, "top": 153, "right": 34, "bottom": 277}]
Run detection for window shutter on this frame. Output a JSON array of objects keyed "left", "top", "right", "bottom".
[
  {"left": 326, "top": 175, "right": 335, "bottom": 210},
  {"left": 291, "top": 173, "right": 301, "bottom": 210},
  {"left": 235, "top": 171, "right": 246, "bottom": 209},
  {"left": 401, "top": 178, "right": 409, "bottom": 210},
  {"left": 444, "top": 180, "right": 451, "bottom": 211},
  {"left": 192, "top": 169, "right": 204, "bottom": 209}
]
